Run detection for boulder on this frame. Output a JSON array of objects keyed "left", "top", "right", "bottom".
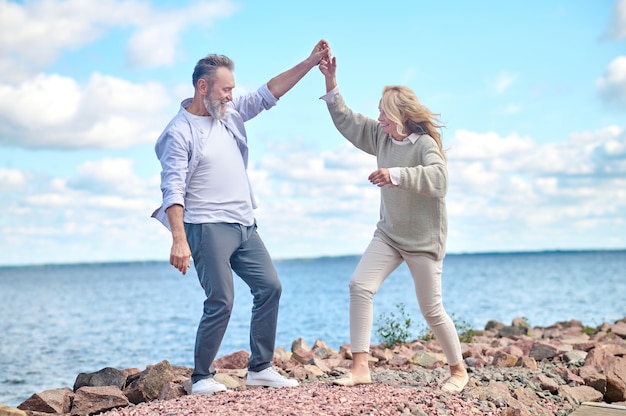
[
  {"left": 529, "top": 342, "right": 558, "bottom": 361},
  {"left": 291, "top": 338, "right": 315, "bottom": 365},
  {"left": 71, "top": 386, "right": 129, "bottom": 416},
  {"left": 17, "top": 387, "right": 73, "bottom": 414},
  {"left": 123, "top": 360, "right": 178, "bottom": 404},
  {"left": 213, "top": 350, "right": 250, "bottom": 369},
  {"left": 73, "top": 367, "right": 127, "bottom": 391},
  {"left": 605, "top": 357, "right": 626, "bottom": 402},
  {"left": 558, "top": 385, "right": 604, "bottom": 404}
]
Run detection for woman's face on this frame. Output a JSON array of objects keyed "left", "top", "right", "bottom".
[{"left": 378, "top": 103, "right": 403, "bottom": 141}]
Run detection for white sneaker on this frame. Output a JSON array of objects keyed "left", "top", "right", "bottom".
[
  {"left": 246, "top": 367, "right": 299, "bottom": 388},
  {"left": 191, "top": 378, "right": 227, "bottom": 395}
]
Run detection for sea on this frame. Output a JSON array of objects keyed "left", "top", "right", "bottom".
[{"left": 1, "top": 250, "right": 625, "bottom": 407}]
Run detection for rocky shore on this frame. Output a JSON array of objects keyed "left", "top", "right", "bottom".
[{"left": 3, "top": 316, "right": 626, "bottom": 416}]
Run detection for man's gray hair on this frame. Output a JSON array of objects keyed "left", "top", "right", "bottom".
[{"left": 192, "top": 54, "right": 234, "bottom": 88}]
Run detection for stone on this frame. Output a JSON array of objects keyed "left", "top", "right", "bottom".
[
  {"left": 123, "top": 360, "right": 177, "bottom": 404},
  {"left": 409, "top": 351, "right": 443, "bottom": 368},
  {"left": 74, "top": 366, "right": 128, "bottom": 391},
  {"left": 612, "top": 321, "right": 626, "bottom": 339},
  {"left": 502, "top": 345, "right": 524, "bottom": 358},
  {"left": 484, "top": 320, "right": 505, "bottom": 331},
  {"left": 387, "top": 354, "right": 410, "bottom": 367},
  {"left": 557, "top": 385, "right": 604, "bottom": 404},
  {"left": 529, "top": 342, "right": 557, "bottom": 361},
  {"left": 213, "top": 350, "right": 250, "bottom": 369},
  {"left": 563, "top": 349, "right": 587, "bottom": 365},
  {"left": 518, "top": 356, "right": 538, "bottom": 371},
  {"left": 312, "top": 357, "right": 331, "bottom": 373},
  {"left": 303, "top": 364, "right": 325, "bottom": 378},
  {"left": 492, "top": 351, "right": 519, "bottom": 368},
  {"left": 498, "top": 325, "right": 528, "bottom": 338},
  {"left": 272, "top": 346, "right": 293, "bottom": 367},
  {"left": 0, "top": 404, "right": 27, "bottom": 416},
  {"left": 579, "top": 366, "right": 607, "bottom": 394},
  {"left": 157, "top": 381, "right": 186, "bottom": 400},
  {"left": 71, "top": 386, "right": 129, "bottom": 416},
  {"left": 312, "top": 339, "right": 336, "bottom": 359},
  {"left": 214, "top": 373, "right": 242, "bottom": 390},
  {"left": 370, "top": 347, "right": 394, "bottom": 362},
  {"left": 291, "top": 338, "right": 315, "bottom": 365},
  {"left": 17, "top": 387, "right": 73, "bottom": 414},
  {"left": 605, "top": 357, "right": 626, "bottom": 402},
  {"left": 531, "top": 374, "right": 559, "bottom": 393}
]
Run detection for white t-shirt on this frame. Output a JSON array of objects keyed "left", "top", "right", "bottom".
[{"left": 184, "top": 114, "right": 255, "bottom": 226}]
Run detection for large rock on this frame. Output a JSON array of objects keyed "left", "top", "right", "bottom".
[
  {"left": 17, "top": 387, "right": 73, "bottom": 414},
  {"left": 123, "top": 360, "right": 180, "bottom": 404},
  {"left": 558, "top": 385, "right": 604, "bottom": 404},
  {"left": 579, "top": 366, "right": 607, "bottom": 394},
  {"left": 605, "top": 357, "right": 626, "bottom": 402},
  {"left": 213, "top": 350, "right": 250, "bottom": 369},
  {"left": 291, "top": 338, "right": 315, "bottom": 365},
  {"left": 611, "top": 321, "right": 626, "bottom": 339},
  {"left": 74, "top": 367, "right": 127, "bottom": 391},
  {"left": 71, "top": 386, "right": 129, "bottom": 416},
  {"left": 529, "top": 342, "right": 558, "bottom": 361}
]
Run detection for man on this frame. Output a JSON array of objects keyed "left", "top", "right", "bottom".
[{"left": 152, "top": 40, "right": 330, "bottom": 395}]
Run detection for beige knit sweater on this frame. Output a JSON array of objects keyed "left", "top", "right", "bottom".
[{"left": 324, "top": 90, "right": 448, "bottom": 260}]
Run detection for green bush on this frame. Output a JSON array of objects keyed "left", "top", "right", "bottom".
[
  {"left": 450, "top": 313, "right": 478, "bottom": 343},
  {"left": 376, "top": 304, "right": 478, "bottom": 346},
  {"left": 376, "top": 302, "right": 413, "bottom": 347}
]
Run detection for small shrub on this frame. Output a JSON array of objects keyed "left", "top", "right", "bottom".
[
  {"left": 376, "top": 302, "right": 413, "bottom": 347},
  {"left": 451, "top": 313, "right": 478, "bottom": 343},
  {"left": 581, "top": 325, "right": 596, "bottom": 337}
]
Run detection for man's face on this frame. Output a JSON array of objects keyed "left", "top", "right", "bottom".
[{"left": 204, "top": 66, "right": 234, "bottom": 120}]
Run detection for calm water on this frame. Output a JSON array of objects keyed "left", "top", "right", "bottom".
[{"left": 1, "top": 250, "right": 625, "bottom": 406}]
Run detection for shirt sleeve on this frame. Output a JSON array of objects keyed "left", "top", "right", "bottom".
[
  {"left": 319, "top": 86, "right": 340, "bottom": 103},
  {"left": 389, "top": 167, "right": 401, "bottom": 186}
]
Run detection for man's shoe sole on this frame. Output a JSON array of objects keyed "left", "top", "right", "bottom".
[{"left": 245, "top": 381, "right": 298, "bottom": 388}]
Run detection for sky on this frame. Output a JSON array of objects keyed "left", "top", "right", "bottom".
[{"left": 0, "top": 0, "right": 625, "bottom": 267}]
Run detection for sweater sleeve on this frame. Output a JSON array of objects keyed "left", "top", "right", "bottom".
[
  {"left": 397, "top": 137, "right": 448, "bottom": 198},
  {"left": 322, "top": 89, "right": 382, "bottom": 156}
]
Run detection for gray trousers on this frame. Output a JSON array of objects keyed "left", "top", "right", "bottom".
[{"left": 184, "top": 222, "right": 281, "bottom": 383}]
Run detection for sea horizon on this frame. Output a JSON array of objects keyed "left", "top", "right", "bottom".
[{"left": 2, "top": 247, "right": 625, "bottom": 269}]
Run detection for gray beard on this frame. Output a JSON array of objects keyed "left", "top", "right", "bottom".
[{"left": 204, "top": 95, "right": 226, "bottom": 120}]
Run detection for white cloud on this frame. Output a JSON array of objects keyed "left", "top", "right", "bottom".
[
  {"left": 447, "top": 130, "right": 535, "bottom": 161},
  {"left": 0, "top": 167, "right": 27, "bottom": 192},
  {"left": 0, "top": 0, "right": 239, "bottom": 80},
  {"left": 597, "top": 56, "right": 626, "bottom": 109},
  {"left": 126, "top": 0, "right": 239, "bottom": 69},
  {"left": 1, "top": 155, "right": 164, "bottom": 265},
  {"left": 446, "top": 126, "right": 626, "bottom": 251},
  {"left": 0, "top": 73, "right": 82, "bottom": 127},
  {"left": 605, "top": 0, "right": 626, "bottom": 40},
  {"left": 0, "top": 72, "right": 170, "bottom": 148},
  {"left": 69, "top": 158, "right": 149, "bottom": 196}
]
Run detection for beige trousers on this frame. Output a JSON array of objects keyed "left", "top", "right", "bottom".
[{"left": 349, "top": 236, "right": 463, "bottom": 366}]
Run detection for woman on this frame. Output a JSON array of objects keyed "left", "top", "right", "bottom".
[{"left": 318, "top": 54, "right": 469, "bottom": 393}]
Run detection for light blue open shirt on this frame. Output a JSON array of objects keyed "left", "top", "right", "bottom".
[{"left": 151, "top": 84, "right": 279, "bottom": 230}]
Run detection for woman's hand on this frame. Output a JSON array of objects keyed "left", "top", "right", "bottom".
[
  {"left": 319, "top": 55, "right": 336, "bottom": 77},
  {"left": 368, "top": 168, "right": 391, "bottom": 187},
  {"left": 319, "top": 55, "right": 337, "bottom": 92}
]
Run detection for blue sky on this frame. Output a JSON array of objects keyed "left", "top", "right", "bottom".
[{"left": 0, "top": 0, "right": 625, "bottom": 266}]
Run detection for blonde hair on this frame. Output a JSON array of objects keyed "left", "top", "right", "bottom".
[{"left": 380, "top": 86, "right": 446, "bottom": 160}]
